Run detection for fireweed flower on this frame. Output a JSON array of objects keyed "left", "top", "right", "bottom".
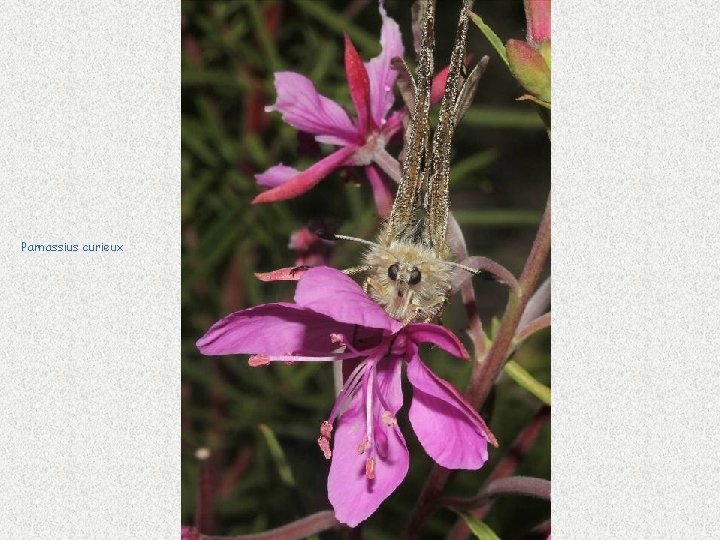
[
  {"left": 253, "top": 2, "right": 404, "bottom": 216},
  {"left": 197, "top": 267, "right": 497, "bottom": 527},
  {"left": 288, "top": 226, "right": 331, "bottom": 267},
  {"left": 506, "top": 0, "right": 551, "bottom": 105},
  {"left": 180, "top": 526, "right": 198, "bottom": 540},
  {"left": 253, "top": 226, "right": 331, "bottom": 282}
]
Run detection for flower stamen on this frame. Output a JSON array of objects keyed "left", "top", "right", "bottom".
[
  {"left": 358, "top": 436, "right": 368, "bottom": 455},
  {"left": 364, "top": 364, "right": 376, "bottom": 449},
  {"left": 317, "top": 420, "right": 334, "bottom": 460},
  {"left": 365, "top": 457, "right": 376, "bottom": 480},
  {"left": 248, "top": 355, "right": 271, "bottom": 367},
  {"left": 327, "top": 361, "right": 367, "bottom": 424},
  {"left": 381, "top": 410, "right": 397, "bottom": 426},
  {"left": 318, "top": 436, "right": 332, "bottom": 460}
]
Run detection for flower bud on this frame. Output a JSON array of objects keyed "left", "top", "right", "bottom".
[{"left": 506, "top": 39, "right": 550, "bottom": 103}]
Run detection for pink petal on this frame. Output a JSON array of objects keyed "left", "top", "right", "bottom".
[
  {"left": 344, "top": 35, "right": 374, "bottom": 135},
  {"left": 197, "top": 302, "right": 352, "bottom": 357},
  {"left": 181, "top": 526, "right": 199, "bottom": 540},
  {"left": 254, "top": 267, "right": 306, "bottom": 282},
  {"left": 289, "top": 226, "right": 331, "bottom": 267},
  {"left": 365, "top": 1, "right": 404, "bottom": 125},
  {"left": 268, "top": 71, "right": 359, "bottom": 145},
  {"left": 328, "top": 358, "right": 407, "bottom": 527},
  {"left": 405, "top": 323, "right": 469, "bottom": 359},
  {"left": 252, "top": 146, "right": 355, "bottom": 204},
  {"left": 294, "top": 267, "right": 402, "bottom": 333},
  {"left": 406, "top": 349, "right": 497, "bottom": 469},
  {"left": 255, "top": 164, "right": 299, "bottom": 189},
  {"left": 382, "top": 110, "right": 404, "bottom": 139},
  {"left": 525, "top": 0, "right": 551, "bottom": 45},
  {"left": 375, "top": 353, "right": 404, "bottom": 413},
  {"left": 430, "top": 56, "right": 472, "bottom": 105},
  {"left": 365, "top": 165, "right": 393, "bottom": 218}
]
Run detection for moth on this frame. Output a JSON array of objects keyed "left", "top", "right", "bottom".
[{"left": 330, "top": 0, "right": 487, "bottom": 324}]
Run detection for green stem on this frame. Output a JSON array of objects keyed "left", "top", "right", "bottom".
[{"left": 504, "top": 360, "right": 551, "bottom": 406}]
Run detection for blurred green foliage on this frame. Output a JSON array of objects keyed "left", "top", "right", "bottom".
[{"left": 182, "top": 1, "right": 550, "bottom": 538}]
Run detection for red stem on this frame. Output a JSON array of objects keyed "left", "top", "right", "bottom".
[
  {"left": 195, "top": 448, "right": 215, "bottom": 535},
  {"left": 199, "top": 511, "right": 341, "bottom": 540},
  {"left": 446, "top": 406, "right": 550, "bottom": 540},
  {"left": 404, "top": 195, "right": 551, "bottom": 538},
  {"left": 438, "top": 476, "right": 551, "bottom": 510}
]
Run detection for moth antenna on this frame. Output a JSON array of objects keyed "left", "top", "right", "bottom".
[
  {"left": 333, "top": 234, "right": 385, "bottom": 249},
  {"left": 437, "top": 259, "right": 497, "bottom": 282},
  {"left": 438, "top": 260, "right": 482, "bottom": 275},
  {"left": 317, "top": 231, "right": 400, "bottom": 261}
]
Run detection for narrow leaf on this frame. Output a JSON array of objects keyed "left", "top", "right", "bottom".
[
  {"left": 258, "top": 424, "right": 296, "bottom": 487},
  {"left": 469, "top": 12, "right": 509, "bottom": 67},
  {"left": 453, "top": 209, "right": 542, "bottom": 227},
  {"left": 293, "top": 0, "right": 379, "bottom": 55},
  {"left": 504, "top": 360, "right": 552, "bottom": 405},
  {"left": 452, "top": 510, "right": 501, "bottom": 540}
]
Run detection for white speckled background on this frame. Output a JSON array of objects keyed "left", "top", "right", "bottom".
[
  {"left": 1, "top": 0, "right": 719, "bottom": 537},
  {"left": 553, "top": 0, "right": 720, "bottom": 538},
  {"left": 0, "top": 0, "right": 179, "bottom": 538}
]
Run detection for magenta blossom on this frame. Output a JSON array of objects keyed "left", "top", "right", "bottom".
[
  {"left": 197, "top": 267, "right": 497, "bottom": 527},
  {"left": 253, "top": 2, "right": 404, "bottom": 216},
  {"left": 180, "top": 526, "right": 198, "bottom": 540}
]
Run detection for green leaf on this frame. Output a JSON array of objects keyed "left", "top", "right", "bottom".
[
  {"left": 469, "top": 12, "right": 509, "bottom": 67},
  {"left": 450, "top": 149, "right": 497, "bottom": 185},
  {"left": 453, "top": 209, "right": 542, "bottom": 227},
  {"left": 293, "top": 0, "right": 379, "bottom": 55},
  {"left": 452, "top": 510, "right": 501, "bottom": 540},
  {"left": 258, "top": 424, "right": 296, "bottom": 487},
  {"left": 245, "top": 1, "right": 284, "bottom": 73},
  {"left": 504, "top": 360, "right": 552, "bottom": 406},
  {"left": 462, "top": 107, "right": 544, "bottom": 129}
]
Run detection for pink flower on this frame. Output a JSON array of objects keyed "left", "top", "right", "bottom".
[
  {"left": 253, "top": 226, "right": 331, "bottom": 282},
  {"left": 524, "top": 0, "right": 551, "bottom": 46},
  {"left": 253, "top": 2, "right": 452, "bottom": 217},
  {"left": 180, "top": 526, "right": 198, "bottom": 540},
  {"left": 288, "top": 226, "right": 331, "bottom": 268},
  {"left": 197, "top": 267, "right": 497, "bottom": 527},
  {"left": 253, "top": 2, "right": 404, "bottom": 216}
]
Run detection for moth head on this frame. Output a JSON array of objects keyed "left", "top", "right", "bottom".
[
  {"left": 386, "top": 261, "right": 421, "bottom": 297},
  {"left": 362, "top": 241, "right": 455, "bottom": 322},
  {"left": 323, "top": 231, "right": 478, "bottom": 322}
]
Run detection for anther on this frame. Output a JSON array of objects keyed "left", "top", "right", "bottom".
[
  {"left": 317, "top": 421, "right": 334, "bottom": 460},
  {"left": 381, "top": 410, "right": 397, "bottom": 426},
  {"left": 248, "top": 355, "right": 271, "bottom": 367},
  {"left": 317, "top": 436, "right": 332, "bottom": 460},
  {"left": 358, "top": 436, "right": 368, "bottom": 455},
  {"left": 330, "top": 333, "right": 344, "bottom": 344},
  {"left": 365, "top": 457, "right": 376, "bottom": 480},
  {"left": 320, "top": 421, "right": 333, "bottom": 439}
]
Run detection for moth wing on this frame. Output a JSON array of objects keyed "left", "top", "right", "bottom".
[
  {"left": 454, "top": 56, "right": 489, "bottom": 123},
  {"left": 387, "top": 0, "right": 435, "bottom": 240},
  {"left": 426, "top": 0, "right": 483, "bottom": 247},
  {"left": 391, "top": 57, "right": 416, "bottom": 119}
]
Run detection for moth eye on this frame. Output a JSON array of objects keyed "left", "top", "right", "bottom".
[
  {"left": 388, "top": 263, "right": 399, "bottom": 281},
  {"left": 409, "top": 267, "right": 421, "bottom": 285}
]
